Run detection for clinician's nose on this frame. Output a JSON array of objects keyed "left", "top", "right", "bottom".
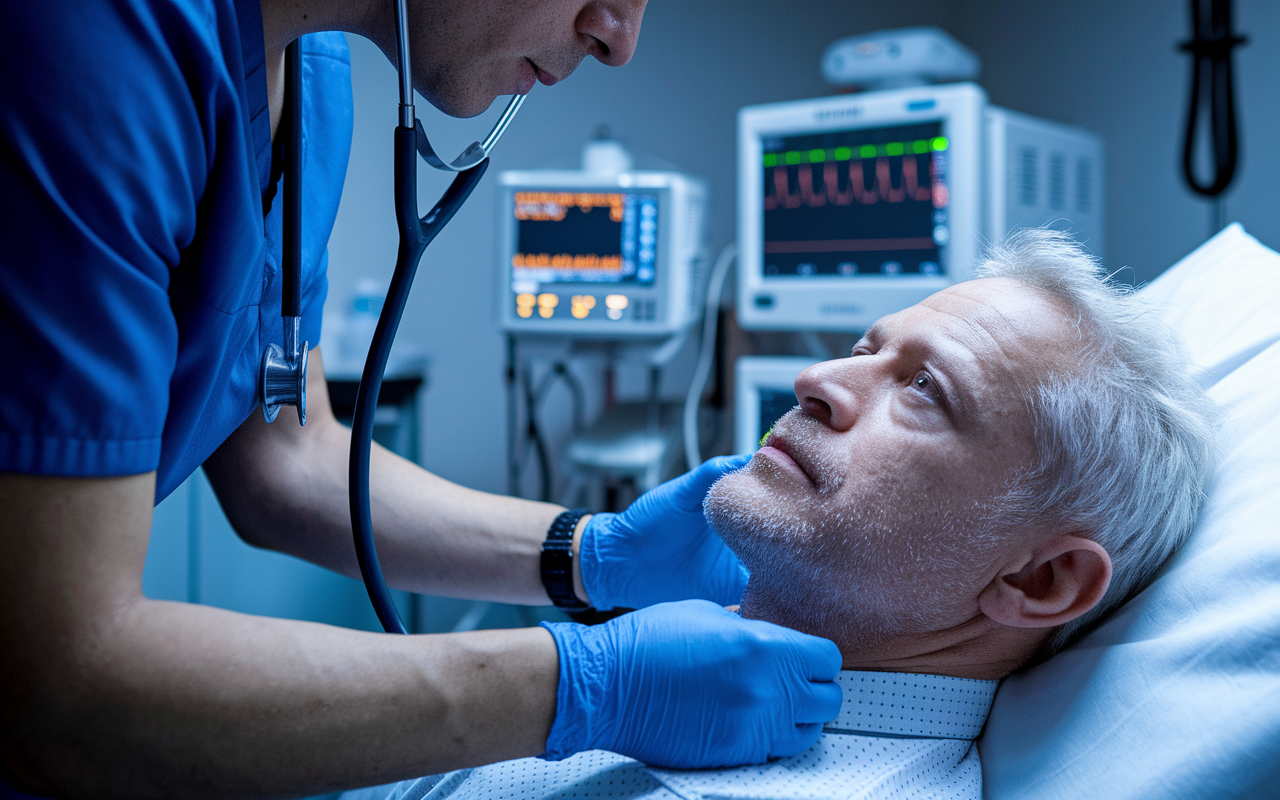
[
  {"left": 794, "top": 358, "right": 865, "bottom": 432},
  {"left": 577, "top": 0, "right": 648, "bottom": 66}
]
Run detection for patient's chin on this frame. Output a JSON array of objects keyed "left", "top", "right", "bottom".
[
  {"left": 707, "top": 472, "right": 805, "bottom": 575},
  {"left": 707, "top": 471, "right": 868, "bottom": 642},
  {"left": 705, "top": 460, "right": 813, "bottom": 543},
  {"left": 706, "top": 464, "right": 976, "bottom": 649}
]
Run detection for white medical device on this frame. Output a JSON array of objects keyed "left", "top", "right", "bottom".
[
  {"left": 737, "top": 82, "right": 1104, "bottom": 331},
  {"left": 496, "top": 170, "right": 708, "bottom": 337},
  {"left": 822, "top": 27, "right": 980, "bottom": 89},
  {"left": 733, "top": 356, "right": 819, "bottom": 455}
]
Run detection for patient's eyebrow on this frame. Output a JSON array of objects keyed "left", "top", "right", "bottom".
[{"left": 854, "top": 323, "right": 885, "bottom": 352}]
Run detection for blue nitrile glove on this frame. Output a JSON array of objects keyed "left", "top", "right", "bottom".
[
  {"left": 540, "top": 600, "right": 843, "bottom": 769},
  {"left": 580, "top": 454, "right": 753, "bottom": 609}
]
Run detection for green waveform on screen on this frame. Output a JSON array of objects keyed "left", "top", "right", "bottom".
[{"left": 762, "top": 136, "right": 948, "bottom": 168}]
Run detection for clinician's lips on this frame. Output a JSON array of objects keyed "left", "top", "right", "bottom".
[
  {"left": 532, "top": 61, "right": 561, "bottom": 86},
  {"left": 757, "top": 434, "right": 814, "bottom": 488}
]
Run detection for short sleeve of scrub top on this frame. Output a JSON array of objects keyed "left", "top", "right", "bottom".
[{"left": 0, "top": 0, "right": 352, "bottom": 502}]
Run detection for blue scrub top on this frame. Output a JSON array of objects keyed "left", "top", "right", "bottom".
[{"left": 0, "top": 0, "right": 353, "bottom": 502}]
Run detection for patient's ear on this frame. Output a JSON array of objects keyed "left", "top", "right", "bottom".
[{"left": 978, "top": 535, "right": 1113, "bottom": 629}]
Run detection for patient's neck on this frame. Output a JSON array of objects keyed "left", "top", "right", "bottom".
[{"left": 739, "top": 583, "right": 1039, "bottom": 681}]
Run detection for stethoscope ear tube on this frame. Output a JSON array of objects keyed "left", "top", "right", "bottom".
[
  {"left": 349, "top": 0, "right": 516, "bottom": 635},
  {"left": 347, "top": 121, "right": 489, "bottom": 635},
  {"left": 260, "top": 41, "right": 309, "bottom": 426}
]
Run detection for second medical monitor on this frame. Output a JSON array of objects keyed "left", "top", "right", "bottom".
[
  {"left": 738, "top": 83, "right": 984, "bottom": 331},
  {"left": 496, "top": 171, "right": 707, "bottom": 337},
  {"left": 738, "top": 83, "right": 1104, "bottom": 332}
]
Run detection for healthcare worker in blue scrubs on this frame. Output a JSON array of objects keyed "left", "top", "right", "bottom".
[{"left": 0, "top": 0, "right": 843, "bottom": 796}]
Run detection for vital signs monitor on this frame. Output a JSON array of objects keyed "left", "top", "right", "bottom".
[
  {"left": 496, "top": 170, "right": 707, "bottom": 337},
  {"left": 737, "top": 82, "right": 1103, "bottom": 331}
]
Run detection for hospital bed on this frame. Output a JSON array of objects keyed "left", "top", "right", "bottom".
[{"left": 980, "top": 223, "right": 1280, "bottom": 798}]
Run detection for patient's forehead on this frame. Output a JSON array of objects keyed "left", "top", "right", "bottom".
[
  {"left": 919, "top": 277, "right": 1080, "bottom": 377},
  {"left": 872, "top": 277, "right": 1080, "bottom": 440}
]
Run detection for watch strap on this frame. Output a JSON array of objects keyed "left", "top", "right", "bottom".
[{"left": 542, "top": 508, "right": 591, "bottom": 611}]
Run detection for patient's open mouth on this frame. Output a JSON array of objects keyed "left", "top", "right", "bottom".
[{"left": 758, "top": 433, "right": 815, "bottom": 487}]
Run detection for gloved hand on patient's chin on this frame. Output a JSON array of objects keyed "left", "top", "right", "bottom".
[
  {"left": 579, "top": 454, "right": 752, "bottom": 609},
  {"left": 539, "top": 600, "right": 843, "bottom": 769}
]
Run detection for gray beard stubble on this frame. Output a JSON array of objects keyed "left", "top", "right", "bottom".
[{"left": 704, "top": 421, "right": 1002, "bottom": 651}]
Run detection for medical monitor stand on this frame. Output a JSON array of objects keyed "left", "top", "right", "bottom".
[{"left": 504, "top": 330, "right": 689, "bottom": 512}]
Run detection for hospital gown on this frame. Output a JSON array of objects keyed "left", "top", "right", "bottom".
[{"left": 343, "top": 671, "right": 998, "bottom": 800}]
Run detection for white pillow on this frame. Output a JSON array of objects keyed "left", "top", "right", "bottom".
[{"left": 980, "top": 223, "right": 1280, "bottom": 799}]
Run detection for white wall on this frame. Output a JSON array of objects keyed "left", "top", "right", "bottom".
[{"left": 324, "top": 0, "right": 953, "bottom": 493}]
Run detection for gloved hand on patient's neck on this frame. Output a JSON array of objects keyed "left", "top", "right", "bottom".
[{"left": 540, "top": 599, "right": 843, "bottom": 768}]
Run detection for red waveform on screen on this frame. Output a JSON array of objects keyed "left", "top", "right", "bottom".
[
  {"left": 772, "top": 167, "right": 802, "bottom": 209},
  {"left": 764, "top": 155, "right": 934, "bottom": 211},
  {"left": 824, "top": 163, "right": 854, "bottom": 205}
]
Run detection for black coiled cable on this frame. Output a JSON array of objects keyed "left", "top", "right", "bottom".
[{"left": 1179, "top": 0, "right": 1246, "bottom": 198}]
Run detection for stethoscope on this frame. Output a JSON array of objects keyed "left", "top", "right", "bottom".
[{"left": 260, "top": 0, "right": 525, "bottom": 634}]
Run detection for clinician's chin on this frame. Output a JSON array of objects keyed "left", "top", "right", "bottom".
[
  {"left": 428, "top": 96, "right": 493, "bottom": 119},
  {"left": 417, "top": 81, "right": 497, "bottom": 119}
]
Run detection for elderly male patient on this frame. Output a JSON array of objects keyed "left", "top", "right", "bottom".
[{"left": 344, "top": 229, "right": 1216, "bottom": 800}]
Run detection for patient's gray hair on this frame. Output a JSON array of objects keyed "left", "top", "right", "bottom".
[{"left": 977, "top": 229, "right": 1217, "bottom": 657}]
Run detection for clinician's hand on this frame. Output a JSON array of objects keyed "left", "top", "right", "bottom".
[
  {"left": 539, "top": 600, "right": 843, "bottom": 769},
  {"left": 580, "top": 455, "right": 752, "bottom": 609}
]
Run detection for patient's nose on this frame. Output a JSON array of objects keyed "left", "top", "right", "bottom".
[{"left": 794, "top": 359, "right": 860, "bottom": 431}]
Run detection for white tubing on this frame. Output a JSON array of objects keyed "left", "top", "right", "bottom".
[{"left": 683, "top": 242, "right": 737, "bottom": 470}]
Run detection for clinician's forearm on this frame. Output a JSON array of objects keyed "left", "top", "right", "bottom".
[
  {"left": 0, "top": 471, "right": 559, "bottom": 799},
  {"left": 9, "top": 600, "right": 558, "bottom": 798},
  {"left": 205, "top": 348, "right": 566, "bottom": 606}
]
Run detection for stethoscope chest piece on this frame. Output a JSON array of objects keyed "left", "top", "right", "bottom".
[{"left": 260, "top": 315, "right": 308, "bottom": 425}]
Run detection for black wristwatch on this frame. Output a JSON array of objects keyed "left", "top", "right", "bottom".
[{"left": 541, "top": 508, "right": 591, "bottom": 611}]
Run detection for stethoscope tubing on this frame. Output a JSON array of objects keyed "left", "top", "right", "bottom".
[
  {"left": 282, "top": 41, "right": 303, "bottom": 319},
  {"left": 274, "top": 0, "right": 520, "bottom": 635},
  {"left": 347, "top": 123, "right": 488, "bottom": 635},
  {"left": 346, "top": 0, "right": 521, "bottom": 635}
]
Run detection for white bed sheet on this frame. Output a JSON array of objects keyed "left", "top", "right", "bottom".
[{"left": 980, "top": 223, "right": 1280, "bottom": 798}]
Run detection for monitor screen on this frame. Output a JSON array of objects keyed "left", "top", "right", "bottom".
[
  {"left": 760, "top": 120, "right": 949, "bottom": 278},
  {"left": 511, "top": 190, "right": 658, "bottom": 286},
  {"left": 758, "top": 387, "right": 798, "bottom": 444}
]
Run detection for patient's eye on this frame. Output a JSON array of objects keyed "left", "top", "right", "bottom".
[{"left": 912, "top": 371, "right": 944, "bottom": 403}]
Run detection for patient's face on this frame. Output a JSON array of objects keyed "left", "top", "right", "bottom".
[{"left": 706, "top": 278, "right": 1079, "bottom": 642}]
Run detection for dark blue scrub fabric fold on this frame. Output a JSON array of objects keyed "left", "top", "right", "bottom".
[{"left": 0, "top": 0, "right": 352, "bottom": 502}]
